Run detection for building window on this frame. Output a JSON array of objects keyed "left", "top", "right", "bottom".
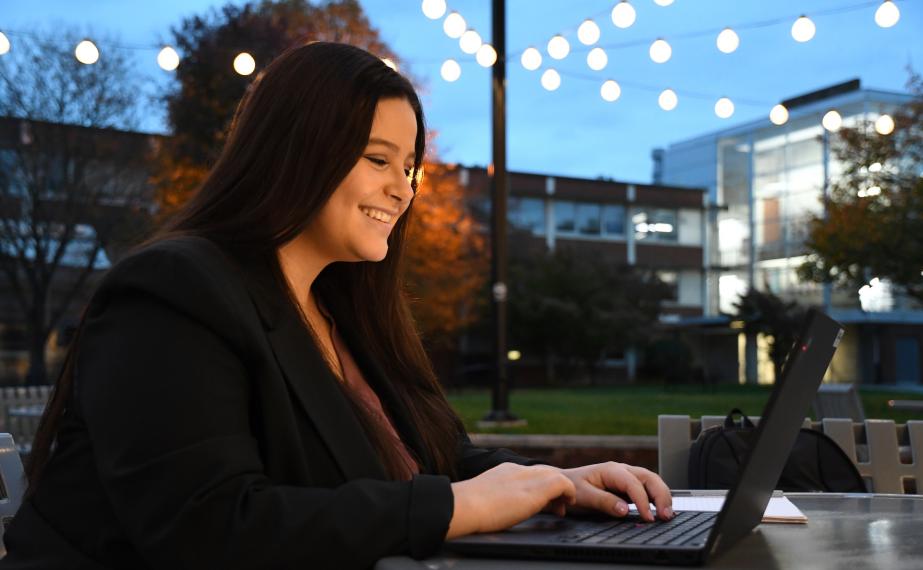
[
  {"left": 602, "top": 204, "right": 625, "bottom": 236},
  {"left": 657, "top": 270, "right": 678, "bottom": 301},
  {"left": 554, "top": 201, "right": 576, "bottom": 233},
  {"left": 633, "top": 208, "right": 677, "bottom": 242},
  {"left": 575, "top": 203, "right": 601, "bottom": 235},
  {"left": 508, "top": 197, "right": 545, "bottom": 235}
]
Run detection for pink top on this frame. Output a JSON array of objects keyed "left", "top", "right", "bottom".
[{"left": 319, "top": 307, "right": 421, "bottom": 481}]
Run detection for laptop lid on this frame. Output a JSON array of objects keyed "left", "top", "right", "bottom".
[{"left": 704, "top": 308, "right": 844, "bottom": 558}]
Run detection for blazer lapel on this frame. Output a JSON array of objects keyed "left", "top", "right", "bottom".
[{"left": 233, "top": 253, "right": 387, "bottom": 481}]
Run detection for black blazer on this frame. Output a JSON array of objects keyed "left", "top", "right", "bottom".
[{"left": 2, "top": 236, "right": 535, "bottom": 569}]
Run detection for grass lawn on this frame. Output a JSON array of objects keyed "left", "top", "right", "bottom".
[{"left": 446, "top": 385, "right": 923, "bottom": 435}]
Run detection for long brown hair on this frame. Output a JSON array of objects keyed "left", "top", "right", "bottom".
[{"left": 28, "top": 42, "right": 463, "bottom": 489}]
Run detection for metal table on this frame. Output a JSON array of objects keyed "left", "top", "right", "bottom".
[{"left": 377, "top": 493, "right": 923, "bottom": 570}]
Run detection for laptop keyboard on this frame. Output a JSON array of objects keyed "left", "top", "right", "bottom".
[{"left": 559, "top": 511, "right": 716, "bottom": 547}]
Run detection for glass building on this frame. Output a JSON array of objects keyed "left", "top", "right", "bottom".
[{"left": 655, "top": 80, "right": 922, "bottom": 386}]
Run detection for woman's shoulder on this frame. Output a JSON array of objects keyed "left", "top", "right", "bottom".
[{"left": 90, "top": 234, "right": 254, "bottom": 327}]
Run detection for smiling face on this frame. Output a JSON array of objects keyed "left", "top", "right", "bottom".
[{"left": 302, "top": 97, "right": 418, "bottom": 264}]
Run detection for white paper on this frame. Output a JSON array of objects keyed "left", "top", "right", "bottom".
[{"left": 629, "top": 496, "right": 807, "bottom": 523}]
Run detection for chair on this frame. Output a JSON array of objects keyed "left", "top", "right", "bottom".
[
  {"left": 0, "top": 386, "right": 51, "bottom": 453},
  {"left": 812, "top": 383, "right": 866, "bottom": 421},
  {"left": 658, "top": 415, "right": 923, "bottom": 493},
  {"left": 0, "top": 433, "right": 26, "bottom": 557}
]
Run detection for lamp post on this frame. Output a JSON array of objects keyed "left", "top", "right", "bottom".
[{"left": 480, "top": 0, "right": 524, "bottom": 426}]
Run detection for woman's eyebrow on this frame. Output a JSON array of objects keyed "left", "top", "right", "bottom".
[{"left": 367, "top": 137, "right": 416, "bottom": 160}]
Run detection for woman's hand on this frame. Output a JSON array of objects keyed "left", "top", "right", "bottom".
[
  {"left": 446, "top": 463, "right": 577, "bottom": 539},
  {"left": 557, "top": 462, "right": 674, "bottom": 522}
]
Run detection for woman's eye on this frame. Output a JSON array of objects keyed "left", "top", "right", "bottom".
[
  {"left": 404, "top": 168, "right": 413, "bottom": 178},
  {"left": 366, "top": 156, "right": 388, "bottom": 167}
]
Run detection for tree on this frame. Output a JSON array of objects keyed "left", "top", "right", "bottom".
[
  {"left": 508, "top": 248, "right": 672, "bottom": 383},
  {"left": 733, "top": 288, "right": 806, "bottom": 383},
  {"left": 799, "top": 72, "right": 923, "bottom": 303},
  {"left": 154, "top": 0, "right": 397, "bottom": 214},
  {"left": 403, "top": 163, "right": 488, "bottom": 348},
  {"left": 0, "top": 31, "right": 153, "bottom": 383}
]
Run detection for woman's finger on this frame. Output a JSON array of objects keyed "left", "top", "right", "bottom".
[
  {"left": 598, "top": 463, "right": 655, "bottom": 522},
  {"left": 629, "top": 466, "right": 674, "bottom": 521}
]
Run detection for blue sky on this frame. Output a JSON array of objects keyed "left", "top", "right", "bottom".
[{"left": 3, "top": 0, "right": 922, "bottom": 183}]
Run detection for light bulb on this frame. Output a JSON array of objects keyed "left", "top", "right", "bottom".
[
  {"left": 649, "top": 39, "right": 671, "bottom": 63},
  {"left": 541, "top": 68, "right": 561, "bottom": 91},
  {"left": 441, "top": 58, "right": 461, "bottom": 82},
  {"left": 75, "top": 39, "right": 99, "bottom": 64},
  {"left": 601, "top": 79, "right": 621, "bottom": 102},
  {"left": 653, "top": 0, "right": 674, "bottom": 5},
  {"left": 587, "top": 47, "right": 608, "bottom": 71},
  {"left": 791, "top": 15, "right": 816, "bottom": 42},
  {"left": 421, "top": 0, "right": 447, "bottom": 20},
  {"left": 157, "top": 46, "right": 180, "bottom": 71},
  {"left": 578, "top": 19, "right": 601, "bottom": 45},
  {"left": 715, "top": 97, "right": 735, "bottom": 119},
  {"left": 874, "top": 1, "right": 900, "bottom": 28},
  {"left": 659, "top": 89, "right": 678, "bottom": 111},
  {"left": 0, "top": 32, "right": 10, "bottom": 55},
  {"left": 443, "top": 12, "right": 466, "bottom": 38},
  {"left": 476, "top": 44, "right": 497, "bottom": 67},
  {"left": 822, "top": 110, "right": 842, "bottom": 132},
  {"left": 459, "top": 29, "right": 482, "bottom": 54},
  {"left": 521, "top": 47, "right": 542, "bottom": 71},
  {"left": 716, "top": 28, "right": 739, "bottom": 53},
  {"left": 875, "top": 114, "right": 895, "bottom": 135},
  {"left": 233, "top": 52, "right": 255, "bottom": 75},
  {"left": 611, "top": 1, "right": 637, "bottom": 29},
  {"left": 770, "top": 104, "right": 789, "bottom": 125},
  {"left": 547, "top": 35, "right": 570, "bottom": 60}
]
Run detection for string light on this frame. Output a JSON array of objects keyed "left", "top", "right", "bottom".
[
  {"left": 0, "top": 32, "right": 10, "bottom": 55},
  {"left": 658, "top": 89, "right": 678, "bottom": 111},
  {"left": 649, "top": 38, "right": 671, "bottom": 63},
  {"left": 157, "top": 46, "right": 180, "bottom": 71},
  {"left": 770, "top": 104, "right": 789, "bottom": 125},
  {"left": 547, "top": 35, "right": 570, "bottom": 60},
  {"left": 521, "top": 46, "right": 542, "bottom": 71},
  {"left": 874, "top": 1, "right": 900, "bottom": 28},
  {"left": 233, "top": 52, "right": 255, "bottom": 75},
  {"left": 875, "top": 114, "right": 895, "bottom": 135},
  {"left": 476, "top": 44, "right": 497, "bottom": 67},
  {"left": 74, "top": 39, "right": 99, "bottom": 64},
  {"left": 822, "top": 110, "right": 842, "bottom": 131},
  {"left": 421, "top": 0, "right": 447, "bottom": 20},
  {"left": 716, "top": 28, "right": 740, "bottom": 54},
  {"left": 611, "top": 1, "right": 637, "bottom": 29},
  {"left": 715, "top": 97, "right": 735, "bottom": 119},
  {"left": 440, "top": 58, "right": 461, "bottom": 82},
  {"left": 600, "top": 79, "right": 621, "bottom": 102},
  {"left": 791, "top": 15, "right": 816, "bottom": 42},
  {"left": 459, "top": 29, "right": 482, "bottom": 54},
  {"left": 443, "top": 11, "right": 466, "bottom": 38},
  {"left": 541, "top": 68, "right": 561, "bottom": 91},
  {"left": 653, "top": 0, "right": 674, "bottom": 6},
  {"left": 587, "top": 47, "right": 607, "bottom": 71},
  {"left": 577, "top": 19, "right": 600, "bottom": 45}
]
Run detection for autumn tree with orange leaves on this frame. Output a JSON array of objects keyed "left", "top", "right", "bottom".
[{"left": 403, "top": 163, "right": 488, "bottom": 348}]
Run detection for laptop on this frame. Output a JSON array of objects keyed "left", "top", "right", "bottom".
[{"left": 446, "top": 309, "right": 845, "bottom": 566}]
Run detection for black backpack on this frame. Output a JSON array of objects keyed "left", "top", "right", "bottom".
[{"left": 687, "top": 408, "right": 866, "bottom": 492}]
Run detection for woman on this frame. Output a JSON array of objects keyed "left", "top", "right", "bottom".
[{"left": 2, "top": 42, "right": 672, "bottom": 569}]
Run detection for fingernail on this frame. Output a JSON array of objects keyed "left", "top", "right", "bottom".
[
  {"left": 615, "top": 502, "right": 628, "bottom": 516},
  {"left": 663, "top": 507, "right": 674, "bottom": 519}
]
